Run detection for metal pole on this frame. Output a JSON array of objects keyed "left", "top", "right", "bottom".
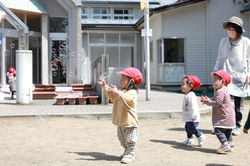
[
  {"left": 144, "top": 1, "right": 151, "bottom": 101},
  {"left": 101, "top": 54, "right": 109, "bottom": 104},
  {"left": 1, "top": 34, "right": 6, "bottom": 85}
]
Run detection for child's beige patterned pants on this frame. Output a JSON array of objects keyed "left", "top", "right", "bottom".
[{"left": 117, "top": 127, "right": 138, "bottom": 155}]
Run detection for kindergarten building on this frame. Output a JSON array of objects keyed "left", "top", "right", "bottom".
[{"left": 0, "top": 0, "right": 250, "bottom": 89}]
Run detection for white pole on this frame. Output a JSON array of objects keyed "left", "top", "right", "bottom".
[
  {"left": 144, "top": 1, "right": 151, "bottom": 101},
  {"left": 1, "top": 35, "right": 6, "bottom": 85},
  {"left": 16, "top": 50, "right": 33, "bottom": 104}
]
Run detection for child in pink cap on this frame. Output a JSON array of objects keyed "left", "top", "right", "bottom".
[
  {"left": 97, "top": 67, "right": 142, "bottom": 164},
  {"left": 201, "top": 70, "right": 235, "bottom": 154},
  {"left": 181, "top": 75, "right": 206, "bottom": 146}
]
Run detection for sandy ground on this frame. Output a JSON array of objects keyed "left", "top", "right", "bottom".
[{"left": 0, "top": 108, "right": 249, "bottom": 166}]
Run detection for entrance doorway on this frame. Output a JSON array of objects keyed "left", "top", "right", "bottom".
[{"left": 50, "top": 38, "right": 68, "bottom": 84}]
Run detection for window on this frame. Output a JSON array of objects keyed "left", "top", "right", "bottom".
[
  {"left": 106, "top": 33, "right": 119, "bottom": 44},
  {"left": 114, "top": 8, "right": 133, "bottom": 20},
  {"left": 158, "top": 38, "right": 184, "bottom": 63},
  {"left": 82, "top": 7, "right": 88, "bottom": 19},
  {"left": 49, "top": 17, "right": 68, "bottom": 33},
  {"left": 107, "top": 47, "right": 119, "bottom": 67},
  {"left": 88, "top": 33, "right": 135, "bottom": 68},
  {"left": 92, "top": 8, "right": 111, "bottom": 19},
  {"left": 120, "top": 47, "right": 133, "bottom": 67},
  {"left": 121, "top": 33, "right": 135, "bottom": 44},
  {"left": 89, "top": 33, "right": 104, "bottom": 44}
]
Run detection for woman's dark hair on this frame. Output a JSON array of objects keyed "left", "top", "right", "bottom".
[
  {"left": 183, "top": 76, "right": 194, "bottom": 91},
  {"left": 227, "top": 23, "right": 243, "bottom": 36}
]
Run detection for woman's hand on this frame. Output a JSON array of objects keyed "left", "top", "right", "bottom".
[
  {"left": 243, "top": 128, "right": 248, "bottom": 134},
  {"left": 248, "top": 76, "right": 250, "bottom": 85},
  {"left": 97, "top": 76, "right": 106, "bottom": 87}
]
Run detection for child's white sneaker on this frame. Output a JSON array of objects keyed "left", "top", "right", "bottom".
[
  {"left": 120, "top": 149, "right": 128, "bottom": 159},
  {"left": 216, "top": 144, "right": 231, "bottom": 154},
  {"left": 182, "top": 138, "right": 195, "bottom": 145},
  {"left": 198, "top": 133, "right": 206, "bottom": 146},
  {"left": 121, "top": 153, "right": 135, "bottom": 164},
  {"left": 232, "top": 127, "right": 241, "bottom": 136}
]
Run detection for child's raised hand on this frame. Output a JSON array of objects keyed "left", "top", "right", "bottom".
[
  {"left": 243, "top": 128, "right": 248, "bottom": 134},
  {"left": 201, "top": 96, "right": 209, "bottom": 104},
  {"left": 109, "top": 84, "right": 119, "bottom": 94},
  {"left": 97, "top": 76, "right": 106, "bottom": 87}
]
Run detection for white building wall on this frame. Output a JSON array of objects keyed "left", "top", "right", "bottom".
[
  {"left": 149, "top": 14, "right": 162, "bottom": 84},
  {"left": 207, "top": 0, "right": 249, "bottom": 84},
  {"left": 161, "top": 2, "right": 207, "bottom": 84}
]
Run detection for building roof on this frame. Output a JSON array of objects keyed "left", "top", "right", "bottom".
[
  {"left": 81, "top": 0, "right": 160, "bottom": 5},
  {"left": 135, "top": 0, "right": 206, "bottom": 28},
  {"left": 0, "top": 0, "right": 47, "bottom": 14},
  {"left": 152, "top": 0, "right": 206, "bottom": 13}
]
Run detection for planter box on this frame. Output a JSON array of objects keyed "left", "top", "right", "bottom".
[
  {"left": 78, "top": 96, "right": 88, "bottom": 105},
  {"left": 56, "top": 97, "right": 66, "bottom": 105},
  {"left": 88, "top": 96, "right": 99, "bottom": 104},
  {"left": 67, "top": 97, "right": 77, "bottom": 105}
]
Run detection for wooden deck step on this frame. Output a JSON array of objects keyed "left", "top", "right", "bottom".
[
  {"left": 71, "top": 84, "right": 91, "bottom": 88},
  {"left": 33, "top": 84, "right": 56, "bottom": 100},
  {"left": 33, "top": 91, "right": 56, "bottom": 100}
]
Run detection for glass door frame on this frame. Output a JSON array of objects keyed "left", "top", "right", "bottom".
[{"left": 49, "top": 33, "right": 68, "bottom": 85}]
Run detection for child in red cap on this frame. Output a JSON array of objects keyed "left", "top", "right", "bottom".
[
  {"left": 6, "top": 68, "right": 16, "bottom": 99},
  {"left": 181, "top": 75, "right": 206, "bottom": 146},
  {"left": 201, "top": 70, "right": 235, "bottom": 154},
  {"left": 97, "top": 67, "right": 142, "bottom": 164}
]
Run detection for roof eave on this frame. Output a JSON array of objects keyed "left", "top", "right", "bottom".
[
  {"left": 81, "top": 1, "right": 159, "bottom": 5},
  {"left": 134, "top": 0, "right": 207, "bottom": 29},
  {"left": 153, "top": 0, "right": 206, "bottom": 14}
]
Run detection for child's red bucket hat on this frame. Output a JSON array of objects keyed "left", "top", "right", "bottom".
[
  {"left": 184, "top": 75, "right": 202, "bottom": 90},
  {"left": 213, "top": 70, "right": 232, "bottom": 86},
  {"left": 116, "top": 67, "right": 143, "bottom": 85}
]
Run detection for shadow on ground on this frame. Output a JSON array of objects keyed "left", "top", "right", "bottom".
[
  {"left": 150, "top": 139, "right": 217, "bottom": 154},
  {"left": 68, "top": 152, "right": 120, "bottom": 161},
  {"left": 206, "top": 164, "right": 233, "bottom": 166},
  {"left": 168, "top": 127, "right": 212, "bottom": 134}
]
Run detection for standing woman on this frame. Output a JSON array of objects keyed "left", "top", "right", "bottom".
[{"left": 214, "top": 16, "right": 250, "bottom": 135}]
